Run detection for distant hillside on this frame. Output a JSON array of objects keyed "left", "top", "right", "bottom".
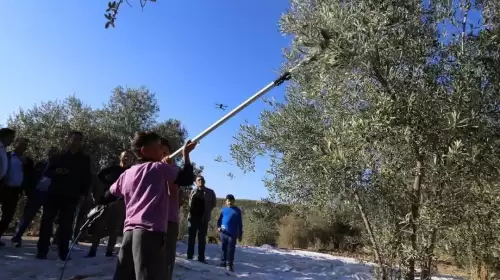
[{"left": 214, "top": 197, "right": 261, "bottom": 209}]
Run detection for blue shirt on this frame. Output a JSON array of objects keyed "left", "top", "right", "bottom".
[{"left": 217, "top": 206, "right": 243, "bottom": 238}]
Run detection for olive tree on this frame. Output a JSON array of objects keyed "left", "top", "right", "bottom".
[{"left": 231, "top": 1, "right": 500, "bottom": 279}]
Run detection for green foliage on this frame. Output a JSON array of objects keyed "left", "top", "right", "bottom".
[
  {"left": 278, "top": 214, "right": 309, "bottom": 249},
  {"left": 7, "top": 86, "right": 195, "bottom": 171},
  {"left": 242, "top": 215, "right": 278, "bottom": 246},
  {"left": 6, "top": 85, "right": 204, "bottom": 236},
  {"left": 231, "top": 0, "right": 500, "bottom": 279},
  {"left": 277, "top": 208, "right": 363, "bottom": 251}
]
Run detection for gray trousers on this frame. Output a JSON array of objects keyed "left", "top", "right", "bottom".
[
  {"left": 165, "top": 221, "right": 179, "bottom": 280},
  {"left": 113, "top": 229, "right": 166, "bottom": 280}
]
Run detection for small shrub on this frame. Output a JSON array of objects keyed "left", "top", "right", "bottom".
[
  {"left": 277, "top": 214, "right": 309, "bottom": 249},
  {"left": 305, "top": 213, "right": 363, "bottom": 252},
  {"left": 242, "top": 215, "right": 278, "bottom": 246}
]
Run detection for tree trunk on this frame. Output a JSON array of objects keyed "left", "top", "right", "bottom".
[
  {"left": 420, "top": 228, "right": 437, "bottom": 280},
  {"left": 353, "top": 190, "right": 386, "bottom": 280},
  {"left": 406, "top": 157, "right": 423, "bottom": 280},
  {"left": 477, "top": 261, "right": 490, "bottom": 280}
]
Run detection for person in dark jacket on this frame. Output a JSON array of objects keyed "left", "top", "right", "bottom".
[
  {"left": 186, "top": 175, "right": 216, "bottom": 263},
  {"left": 86, "top": 150, "right": 133, "bottom": 258},
  {"left": 12, "top": 147, "right": 58, "bottom": 247},
  {"left": 217, "top": 194, "right": 243, "bottom": 272},
  {"left": 36, "top": 131, "right": 92, "bottom": 260},
  {"left": 20, "top": 156, "right": 37, "bottom": 196}
]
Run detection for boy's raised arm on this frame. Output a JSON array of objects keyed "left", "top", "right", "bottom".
[
  {"left": 162, "top": 140, "right": 197, "bottom": 186},
  {"left": 174, "top": 162, "right": 194, "bottom": 186},
  {"left": 159, "top": 162, "right": 194, "bottom": 186}
]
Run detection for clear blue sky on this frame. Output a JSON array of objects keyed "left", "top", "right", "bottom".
[{"left": 0, "top": 0, "right": 290, "bottom": 200}]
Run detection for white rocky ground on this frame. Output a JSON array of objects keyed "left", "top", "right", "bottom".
[{"left": 0, "top": 237, "right": 462, "bottom": 280}]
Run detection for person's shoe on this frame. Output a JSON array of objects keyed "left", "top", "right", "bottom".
[
  {"left": 51, "top": 239, "right": 57, "bottom": 245},
  {"left": 11, "top": 240, "right": 22, "bottom": 248},
  {"left": 197, "top": 258, "right": 207, "bottom": 264},
  {"left": 35, "top": 253, "right": 47, "bottom": 260},
  {"left": 11, "top": 237, "right": 21, "bottom": 246},
  {"left": 85, "top": 251, "right": 96, "bottom": 258},
  {"left": 105, "top": 251, "right": 115, "bottom": 257},
  {"left": 187, "top": 255, "right": 193, "bottom": 260},
  {"left": 227, "top": 265, "right": 234, "bottom": 272}
]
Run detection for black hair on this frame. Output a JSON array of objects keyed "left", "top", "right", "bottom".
[
  {"left": 0, "top": 128, "right": 16, "bottom": 139},
  {"left": 226, "top": 194, "right": 235, "bottom": 201},
  {"left": 131, "top": 131, "right": 161, "bottom": 159},
  {"left": 160, "top": 137, "right": 171, "bottom": 151}
]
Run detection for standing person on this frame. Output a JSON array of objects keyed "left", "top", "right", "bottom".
[
  {"left": 160, "top": 138, "right": 183, "bottom": 280},
  {"left": 12, "top": 147, "right": 58, "bottom": 247},
  {"left": 86, "top": 150, "right": 134, "bottom": 258},
  {"left": 0, "top": 137, "right": 30, "bottom": 246},
  {"left": 186, "top": 175, "right": 216, "bottom": 263},
  {"left": 97, "top": 131, "right": 196, "bottom": 280},
  {"left": 36, "top": 131, "right": 92, "bottom": 260},
  {"left": 217, "top": 194, "right": 243, "bottom": 272},
  {"left": 20, "top": 156, "right": 37, "bottom": 197},
  {"left": 0, "top": 128, "right": 16, "bottom": 183}
]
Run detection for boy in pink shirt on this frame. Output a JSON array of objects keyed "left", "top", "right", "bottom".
[{"left": 98, "top": 131, "right": 196, "bottom": 280}]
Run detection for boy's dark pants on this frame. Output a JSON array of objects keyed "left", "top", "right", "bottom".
[
  {"left": 0, "top": 186, "right": 22, "bottom": 237},
  {"left": 219, "top": 232, "right": 236, "bottom": 266},
  {"left": 37, "top": 194, "right": 78, "bottom": 259},
  {"left": 88, "top": 202, "right": 122, "bottom": 255},
  {"left": 113, "top": 229, "right": 166, "bottom": 280},
  {"left": 165, "top": 221, "right": 179, "bottom": 280},
  {"left": 187, "top": 218, "right": 208, "bottom": 260}
]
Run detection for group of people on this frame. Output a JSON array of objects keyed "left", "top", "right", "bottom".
[
  {"left": 0, "top": 128, "right": 94, "bottom": 260},
  {"left": 0, "top": 127, "right": 244, "bottom": 280}
]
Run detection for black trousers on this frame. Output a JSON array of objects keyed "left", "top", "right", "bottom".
[
  {"left": 113, "top": 229, "right": 166, "bottom": 280},
  {"left": 37, "top": 194, "right": 78, "bottom": 259},
  {"left": 165, "top": 221, "right": 179, "bottom": 280},
  {"left": 73, "top": 197, "right": 91, "bottom": 241},
  {"left": 89, "top": 201, "right": 123, "bottom": 254},
  {"left": 0, "top": 186, "right": 22, "bottom": 237},
  {"left": 187, "top": 218, "right": 209, "bottom": 260}
]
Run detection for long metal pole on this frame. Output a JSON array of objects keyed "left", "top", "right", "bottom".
[
  {"left": 168, "top": 48, "right": 320, "bottom": 159},
  {"left": 169, "top": 71, "right": 292, "bottom": 159}
]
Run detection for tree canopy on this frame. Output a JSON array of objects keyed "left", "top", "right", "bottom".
[
  {"left": 7, "top": 86, "right": 203, "bottom": 176},
  {"left": 231, "top": 1, "right": 500, "bottom": 279}
]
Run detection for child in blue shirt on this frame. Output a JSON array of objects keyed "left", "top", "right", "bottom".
[{"left": 217, "top": 194, "right": 243, "bottom": 272}]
